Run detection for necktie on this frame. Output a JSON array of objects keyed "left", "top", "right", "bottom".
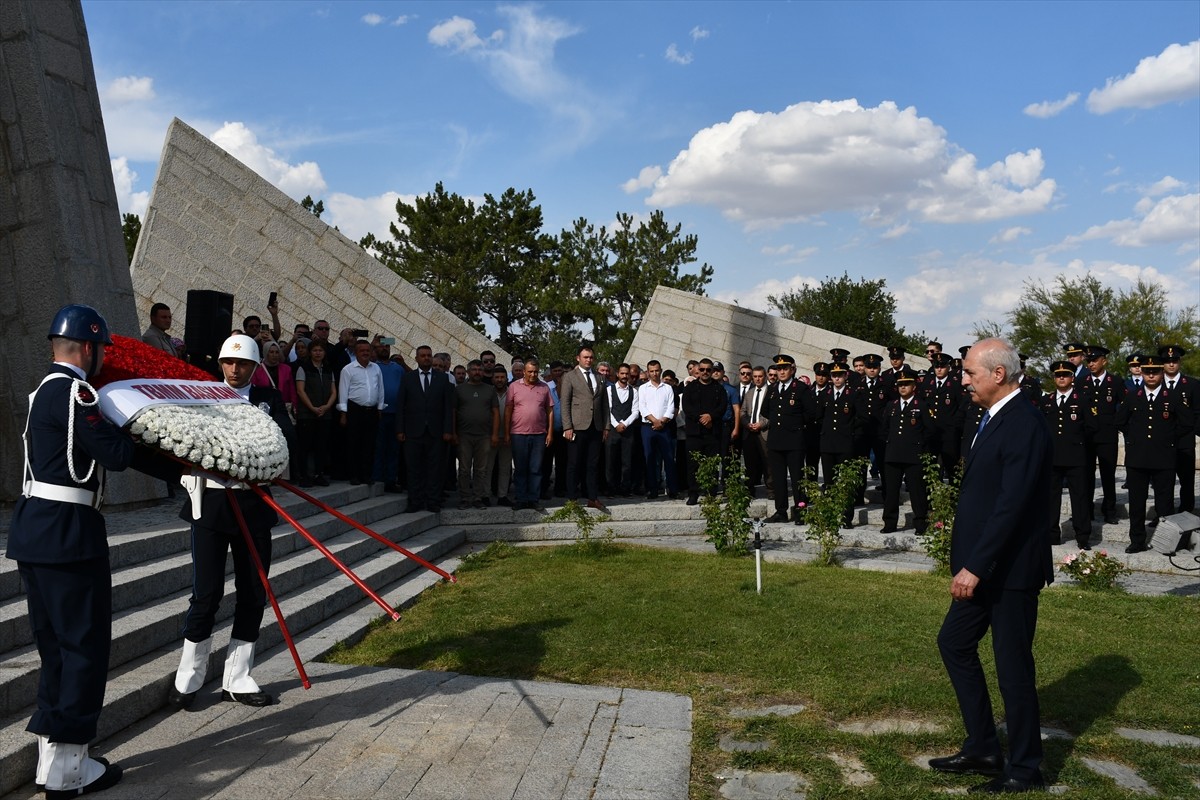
[
  {"left": 1148, "top": 392, "right": 1156, "bottom": 404},
  {"left": 586, "top": 370, "right": 594, "bottom": 392},
  {"left": 751, "top": 386, "right": 762, "bottom": 423},
  {"left": 1168, "top": 380, "right": 1176, "bottom": 390},
  {"left": 976, "top": 410, "right": 991, "bottom": 436},
  {"left": 901, "top": 400, "right": 908, "bottom": 413},
  {"left": 1094, "top": 377, "right": 1101, "bottom": 388},
  {"left": 422, "top": 371, "right": 429, "bottom": 392},
  {"left": 834, "top": 391, "right": 841, "bottom": 402},
  {"left": 1059, "top": 394, "right": 1066, "bottom": 408}
]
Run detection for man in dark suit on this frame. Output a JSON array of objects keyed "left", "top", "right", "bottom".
[
  {"left": 559, "top": 344, "right": 608, "bottom": 511},
  {"left": 396, "top": 345, "right": 454, "bottom": 513},
  {"left": 8, "top": 305, "right": 143, "bottom": 796},
  {"left": 932, "top": 339, "right": 1055, "bottom": 794}
]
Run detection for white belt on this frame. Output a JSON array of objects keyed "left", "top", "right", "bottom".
[
  {"left": 203, "top": 477, "right": 249, "bottom": 491},
  {"left": 24, "top": 480, "right": 98, "bottom": 507}
]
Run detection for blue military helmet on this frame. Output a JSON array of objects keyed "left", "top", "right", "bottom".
[{"left": 48, "top": 304, "right": 113, "bottom": 345}]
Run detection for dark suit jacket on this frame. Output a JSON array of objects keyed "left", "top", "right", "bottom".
[
  {"left": 559, "top": 367, "right": 607, "bottom": 433},
  {"left": 953, "top": 390, "right": 1055, "bottom": 590},
  {"left": 1117, "top": 385, "right": 1194, "bottom": 470},
  {"left": 763, "top": 379, "right": 818, "bottom": 451},
  {"left": 396, "top": 368, "right": 454, "bottom": 438}
]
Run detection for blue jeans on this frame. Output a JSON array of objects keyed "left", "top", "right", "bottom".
[
  {"left": 511, "top": 434, "right": 545, "bottom": 504},
  {"left": 641, "top": 425, "right": 677, "bottom": 494}
]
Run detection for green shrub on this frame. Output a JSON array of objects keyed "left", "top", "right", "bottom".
[
  {"left": 918, "top": 454, "right": 960, "bottom": 573},
  {"left": 1058, "top": 548, "right": 1131, "bottom": 591},
  {"left": 800, "top": 457, "right": 867, "bottom": 566},
  {"left": 692, "top": 453, "right": 752, "bottom": 555},
  {"left": 546, "top": 499, "right": 617, "bottom": 556}
]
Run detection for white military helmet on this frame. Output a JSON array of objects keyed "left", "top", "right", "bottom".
[{"left": 218, "top": 334, "right": 261, "bottom": 363}]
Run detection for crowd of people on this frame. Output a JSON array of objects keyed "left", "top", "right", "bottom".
[{"left": 143, "top": 303, "right": 1197, "bottom": 551}]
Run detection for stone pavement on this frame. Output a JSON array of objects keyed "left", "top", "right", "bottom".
[{"left": 1, "top": 660, "right": 690, "bottom": 800}]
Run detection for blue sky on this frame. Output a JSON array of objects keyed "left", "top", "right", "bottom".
[{"left": 86, "top": 1, "right": 1199, "bottom": 350}]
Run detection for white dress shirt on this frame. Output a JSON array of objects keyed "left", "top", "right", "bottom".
[
  {"left": 637, "top": 381, "right": 675, "bottom": 422},
  {"left": 337, "top": 360, "right": 385, "bottom": 411}
]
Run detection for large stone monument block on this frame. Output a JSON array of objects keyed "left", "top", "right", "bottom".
[
  {"left": 626, "top": 286, "right": 932, "bottom": 376},
  {"left": 1, "top": 0, "right": 151, "bottom": 503},
  {"left": 131, "top": 119, "right": 505, "bottom": 366}
]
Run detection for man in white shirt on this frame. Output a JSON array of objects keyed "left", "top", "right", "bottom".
[
  {"left": 338, "top": 340, "right": 385, "bottom": 485},
  {"left": 637, "top": 360, "right": 678, "bottom": 499},
  {"left": 605, "top": 364, "right": 640, "bottom": 496}
]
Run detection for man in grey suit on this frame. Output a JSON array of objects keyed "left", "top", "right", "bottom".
[
  {"left": 559, "top": 344, "right": 608, "bottom": 511},
  {"left": 931, "top": 338, "right": 1055, "bottom": 794},
  {"left": 396, "top": 345, "right": 454, "bottom": 513}
]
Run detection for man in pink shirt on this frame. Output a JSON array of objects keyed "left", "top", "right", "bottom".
[{"left": 505, "top": 358, "right": 554, "bottom": 511}]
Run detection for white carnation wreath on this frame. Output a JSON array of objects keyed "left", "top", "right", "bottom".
[{"left": 129, "top": 403, "right": 288, "bottom": 482}]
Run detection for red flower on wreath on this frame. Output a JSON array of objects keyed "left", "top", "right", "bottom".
[{"left": 92, "top": 334, "right": 216, "bottom": 389}]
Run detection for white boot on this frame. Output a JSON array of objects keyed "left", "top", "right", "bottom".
[
  {"left": 221, "top": 639, "right": 273, "bottom": 706},
  {"left": 43, "top": 742, "right": 109, "bottom": 792},
  {"left": 35, "top": 735, "right": 50, "bottom": 787},
  {"left": 173, "top": 637, "right": 213, "bottom": 694}
]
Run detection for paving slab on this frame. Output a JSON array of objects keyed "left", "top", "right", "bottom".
[
  {"left": 837, "top": 718, "right": 946, "bottom": 735},
  {"left": 728, "top": 704, "right": 807, "bottom": 719},
  {"left": 826, "top": 751, "right": 875, "bottom": 786},
  {"left": 714, "top": 768, "right": 808, "bottom": 800},
  {"left": 0, "top": 662, "right": 690, "bottom": 800},
  {"left": 1081, "top": 758, "right": 1158, "bottom": 795},
  {"left": 1114, "top": 727, "right": 1200, "bottom": 748},
  {"left": 718, "top": 733, "right": 773, "bottom": 753}
]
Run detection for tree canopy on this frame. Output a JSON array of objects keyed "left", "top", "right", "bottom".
[
  {"left": 768, "top": 272, "right": 926, "bottom": 354},
  {"left": 973, "top": 274, "right": 1200, "bottom": 376}
]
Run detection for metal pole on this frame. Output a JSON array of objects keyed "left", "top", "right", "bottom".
[{"left": 748, "top": 517, "right": 764, "bottom": 595}]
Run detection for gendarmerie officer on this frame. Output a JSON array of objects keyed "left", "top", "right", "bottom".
[
  {"left": 168, "top": 334, "right": 292, "bottom": 710},
  {"left": 1159, "top": 344, "right": 1197, "bottom": 515},
  {"left": 1039, "top": 361, "right": 1096, "bottom": 549},
  {"left": 1018, "top": 353, "right": 1042, "bottom": 403},
  {"left": 7, "top": 305, "right": 141, "bottom": 797},
  {"left": 1117, "top": 355, "right": 1194, "bottom": 553},
  {"left": 855, "top": 353, "right": 890, "bottom": 502},
  {"left": 818, "top": 362, "right": 860, "bottom": 527},
  {"left": 763, "top": 354, "right": 818, "bottom": 523},
  {"left": 879, "top": 368, "right": 930, "bottom": 534},
  {"left": 805, "top": 362, "right": 829, "bottom": 485},
  {"left": 880, "top": 345, "right": 907, "bottom": 391},
  {"left": 922, "top": 353, "right": 965, "bottom": 480},
  {"left": 1077, "top": 344, "right": 1125, "bottom": 525}
]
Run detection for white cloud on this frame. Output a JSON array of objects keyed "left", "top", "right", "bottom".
[
  {"left": 637, "top": 99, "right": 1057, "bottom": 228},
  {"left": 1145, "top": 175, "right": 1184, "bottom": 196},
  {"left": 1022, "top": 92, "right": 1079, "bottom": 118},
  {"left": 427, "top": 7, "right": 601, "bottom": 147},
  {"left": 1087, "top": 40, "right": 1200, "bottom": 113},
  {"left": 757, "top": 244, "right": 818, "bottom": 264},
  {"left": 665, "top": 43, "right": 693, "bottom": 65},
  {"left": 362, "top": 13, "right": 385, "bottom": 26},
  {"left": 1057, "top": 193, "right": 1200, "bottom": 249},
  {"left": 392, "top": 15, "right": 410, "bottom": 26},
  {"left": 690, "top": 26, "right": 710, "bottom": 41},
  {"left": 621, "top": 165, "right": 663, "bottom": 193},
  {"left": 991, "top": 226, "right": 1031, "bottom": 244},
  {"left": 881, "top": 223, "right": 910, "bottom": 240},
  {"left": 110, "top": 157, "right": 149, "bottom": 217},
  {"left": 103, "top": 76, "right": 156, "bottom": 104},
  {"left": 713, "top": 274, "right": 817, "bottom": 312},
  {"left": 324, "top": 191, "right": 417, "bottom": 243},
  {"left": 210, "top": 122, "right": 326, "bottom": 199}
]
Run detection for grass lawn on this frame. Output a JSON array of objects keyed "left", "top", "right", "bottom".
[{"left": 327, "top": 542, "right": 1200, "bottom": 799}]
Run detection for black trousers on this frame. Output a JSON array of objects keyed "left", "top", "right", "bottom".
[
  {"left": 182, "top": 514, "right": 272, "bottom": 644},
  {"left": 1126, "top": 465, "right": 1174, "bottom": 546},
  {"left": 686, "top": 432, "right": 721, "bottom": 498},
  {"left": 606, "top": 427, "right": 637, "bottom": 493},
  {"left": 1086, "top": 439, "right": 1118, "bottom": 517},
  {"left": 566, "top": 427, "right": 602, "bottom": 501},
  {"left": 541, "top": 434, "right": 568, "bottom": 497},
  {"left": 20, "top": 558, "right": 111, "bottom": 743},
  {"left": 1052, "top": 463, "right": 1091, "bottom": 545},
  {"left": 769, "top": 447, "right": 807, "bottom": 514},
  {"left": 938, "top": 588, "right": 1044, "bottom": 783},
  {"left": 742, "top": 430, "right": 772, "bottom": 497},
  {"left": 345, "top": 402, "right": 379, "bottom": 483},
  {"left": 1174, "top": 445, "right": 1196, "bottom": 514},
  {"left": 882, "top": 461, "right": 928, "bottom": 531},
  {"left": 296, "top": 417, "right": 334, "bottom": 478},
  {"left": 405, "top": 432, "right": 446, "bottom": 511}
]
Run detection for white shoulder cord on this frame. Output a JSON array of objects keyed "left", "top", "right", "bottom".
[{"left": 64, "top": 378, "right": 101, "bottom": 484}]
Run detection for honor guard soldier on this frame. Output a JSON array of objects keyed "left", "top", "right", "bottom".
[
  {"left": 953, "top": 345, "right": 971, "bottom": 383},
  {"left": 1078, "top": 344, "right": 1125, "bottom": 525},
  {"left": 880, "top": 345, "right": 907, "bottom": 390},
  {"left": 763, "top": 354, "right": 819, "bottom": 523},
  {"left": 879, "top": 368, "right": 931, "bottom": 534},
  {"left": 1040, "top": 361, "right": 1097, "bottom": 549},
  {"left": 923, "top": 353, "right": 965, "bottom": 480},
  {"left": 805, "top": 362, "right": 830, "bottom": 485},
  {"left": 1063, "top": 342, "right": 1088, "bottom": 378},
  {"left": 168, "top": 334, "right": 293, "bottom": 711},
  {"left": 1158, "top": 345, "right": 1197, "bottom": 514},
  {"left": 1018, "top": 354, "right": 1042, "bottom": 402},
  {"left": 855, "top": 353, "right": 890, "bottom": 500},
  {"left": 818, "top": 362, "right": 860, "bottom": 527},
  {"left": 7, "top": 305, "right": 151, "bottom": 797},
  {"left": 1117, "top": 355, "right": 1194, "bottom": 552}
]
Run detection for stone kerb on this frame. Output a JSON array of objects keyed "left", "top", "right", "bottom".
[
  {"left": 626, "top": 286, "right": 932, "bottom": 376},
  {"left": 130, "top": 118, "right": 507, "bottom": 366}
]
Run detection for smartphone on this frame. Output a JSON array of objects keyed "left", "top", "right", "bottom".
[
  {"left": 379, "top": 337, "right": 396, "bottom": 345},
  {"left": 268, "top": 291, "right": 277, "bottom": 308},
  {"left": 352, "top": 328, "right": 369, "bottom": 339}
]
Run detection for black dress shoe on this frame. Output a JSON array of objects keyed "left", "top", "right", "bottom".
[
  {"left": 685, "top": 496, "right": 699, "bottom": 506},
  {"left": 1125, "top": 542, "right": 1148, "bottom": 553},
  {"left": 222, "top": 689, "right": 274, "bottom": 707},
  {"left": 880, "top": 525, "right": 898, "bottom": 534},
  {"left": 45, "top": 761, "right": 122, "bottom": 799},
  {"left": 166, "top": 685, "right": 197, "bottom": 710},
  {"left": 766, "top": 510, "right": 788, "bottom": 523},
  {"left": 928, "top": 751, "right": 1003, "bottom": 776},
  {"left": 1076, "top": 541, "right": 1091, "bottom": 550},
  {"left": 968, "top": 775, "right": 1045, "bottom": 794},
  {"left": 667, "top": 492, "right": 680, "bottom": 500},
  {"left": 1104, "top": 515, "right": 1119, "bottom": 525},
  {"left": 403, "top": 504, "right": 423, "bottom": 514},
  {"left": 645, "top": 492, "right": 659, "bottom": 500}
]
